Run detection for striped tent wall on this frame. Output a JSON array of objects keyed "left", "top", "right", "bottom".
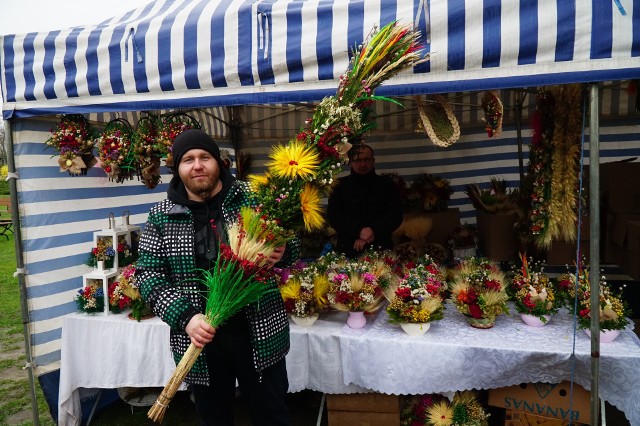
[
  {"left": 12, "top": 112, "right": 233, "bottom": 375},
  {"left": 3, "top": 0, "right": 640, "bottom": 118}
]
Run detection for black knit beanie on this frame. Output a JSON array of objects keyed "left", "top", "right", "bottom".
[{"left": 171, "top": 129, "right": 222, "bottom": 175}]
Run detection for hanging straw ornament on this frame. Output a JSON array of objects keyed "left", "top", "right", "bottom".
[
  {"left": 481, "top": 91, "right": 503, "bottom": 137},
  {"left": 415, "top": 95, "right": 460, "bottom": 147},
  {"left": 250, "top": 20, "right": 429, "bottom": 233}
]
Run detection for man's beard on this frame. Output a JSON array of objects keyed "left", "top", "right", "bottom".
[{"left": 185, "top": 175, "right": 219, "bottom": 201}]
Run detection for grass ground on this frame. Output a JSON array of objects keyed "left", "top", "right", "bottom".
[{"left": 0, "top": 233, "right": 56, "bottom": 426}]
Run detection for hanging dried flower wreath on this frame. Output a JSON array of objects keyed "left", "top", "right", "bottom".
[
  {"left": 481, "top": 91, "right": 503, "bottom": 137},
  {"left": 132, "top": 114, "right": 163, "bottom": 189},
  {"left": 96, "top": 118, "right": 136, "bottom": 183},
  {"left": 45, "top": 114, "right": 97, "bottom": 175},
  {"left": 415, "top": 95, "right": 460, "bottom": 147}
]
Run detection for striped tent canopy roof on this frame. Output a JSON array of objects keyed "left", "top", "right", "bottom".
[{"left": 2, "top": 0, "right": 639, "bottom": 119}]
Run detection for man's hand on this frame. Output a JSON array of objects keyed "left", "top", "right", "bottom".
[
  {"left": 353, "top": 238, "right": 367, "bottom": 252},
  {"left": 186, "top": 314, "right": 216, "bottom": 348},
  {"left": 359, "top": 227, "right": 374, "bottom": 244},
  {"left": 266, "top": 244, "right": 286, "bottom": 268}
]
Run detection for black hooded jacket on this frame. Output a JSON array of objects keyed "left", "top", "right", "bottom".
[{"left": 327, "top": 169, "right": 403, "bottom": 257}]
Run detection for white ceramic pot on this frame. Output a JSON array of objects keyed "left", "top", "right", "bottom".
[
  {"left": 346, "top": 311, "right": 367, "bottom": 329},
  {"left": 584, "top": 328, "right": 621, "bottom": 343},
  {"left": 291, "top": 313, "right": 319, "bottom": 327},
  {"left": 520, "top": 313, "right": 551, "bottom": 327},
  {"left": 400, "top": 322, "right": 430, "bottom": 336},
  {"left": 97, "top": 260, "right": 105, "bottom": 271}
]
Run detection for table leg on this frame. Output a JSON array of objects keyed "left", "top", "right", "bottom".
[
  {"left": 315, "top": 393, "right": 325, "bottom": 426},
  {"left": 85, "top": 389, "right": 103, "bottom": 426}
]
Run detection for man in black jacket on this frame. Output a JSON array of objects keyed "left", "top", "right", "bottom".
[
  {"left": 327, "top": 143, "right": 403, "bottom": 258},
  {"left": 138, "top": 129, "right": 296, "bottom": 425}
]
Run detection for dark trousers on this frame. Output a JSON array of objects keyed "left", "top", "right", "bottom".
[{"left": 191, "top": 323, "right": 291, "bottom": 426}]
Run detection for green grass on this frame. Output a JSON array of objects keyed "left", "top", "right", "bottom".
[
  {"left": 0, "top": 235, "right": 55, "bottom": 426},
  {"left": 0, "top": 236, "right": 20, "bottom": 329},
  {"left": 0, "top": 179, "right": 9, "bottom": 196}
]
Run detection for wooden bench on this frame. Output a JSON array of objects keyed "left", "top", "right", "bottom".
[{"left": 0, "top": 197, "right": 13, "bottom": 239}]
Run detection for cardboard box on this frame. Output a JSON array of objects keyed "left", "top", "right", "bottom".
[
  {"left": 326, "top": 393, "right": 401, "bottom": 413},
  {"left": 327, "top": 393, "right": 401, "bottom": 426},
  {"left": 424, "top": 208, "right": 460, "bottom": 247},
  {"left": 546, "top": 240, "right": 590, "bottom": 266},
  {"left": 488, "top": 382, "right": 591, "bottom": 424},
  {"left": 505, "top": 410, "right": 587, "bottom": 426},
  {"left": 327, "top": 411, "right": 399, "bottom": 426},
  {"left": 607, "top": 213, "right": 640, "bottom": 267},
  {"left": 601, "top": 162, "right": 640, "bottom": 213},
  {"left": 476, "top": 211, "right": 517, "bottom": 262}
]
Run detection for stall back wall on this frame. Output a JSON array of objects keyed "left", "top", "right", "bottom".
[
  {"left": 12, "top": 109, "right": 233, "bottom": 377},
  {"left": 239, "top": 91, "right": 640, "bottom": 223}
]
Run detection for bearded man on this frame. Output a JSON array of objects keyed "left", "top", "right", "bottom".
[{"left": 137, "top": 129, "right": 299, "bottom": 425}]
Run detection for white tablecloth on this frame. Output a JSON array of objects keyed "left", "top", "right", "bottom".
[
  {"left": 58, "top": 313, "right": 180, "bottom": 426},
  {"left": 339, "top": 305, "right": 640, "bottom": 426},
  {"left": 58, "top": 307, "right": 640, "bottom": 426}
]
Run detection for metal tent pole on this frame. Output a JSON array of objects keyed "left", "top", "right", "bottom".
[
  {"left": 588, "top": 84, "right": 601, "bottom": 426},
  {"left": 4, "top": 118, "right": 40, "bottom": 425}
]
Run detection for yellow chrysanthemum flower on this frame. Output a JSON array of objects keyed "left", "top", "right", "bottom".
[
  {"left": 280, "top": 278, "right": 302, "bottom": 301},
  {"left": 266, "top": 140, "right": 319, "bottom": 180},
  {"left": 300, "top": 183, "right": 324, "bottom": 231},
  {"left": 426, "top": 400, "right": 454, "bottom": 426}
]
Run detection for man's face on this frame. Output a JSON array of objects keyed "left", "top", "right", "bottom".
[
  {"left": 178, "top": 148, "right": 222, "bottom": 201},
  {"left": 350, "top": 148, "right": 375, "bottom": 175}
]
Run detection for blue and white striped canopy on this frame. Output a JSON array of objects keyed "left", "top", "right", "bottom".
[
  {"left": 1, "top": 0, "right": 640, "bottom": 118},
  {"left": 2, "top": 0, "right": 639, "bottom": 119}
]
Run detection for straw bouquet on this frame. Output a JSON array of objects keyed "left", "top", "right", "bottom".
[
  {"left": 148, "top": 20, "right": 427, "bottom": 422},
  {"left": 248, "top": 20, "right": 427, "bottom": 233}
]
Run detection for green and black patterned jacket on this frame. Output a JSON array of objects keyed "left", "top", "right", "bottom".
[{"left": 137, "top": 180, "right": 299, "bottom": 385}]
